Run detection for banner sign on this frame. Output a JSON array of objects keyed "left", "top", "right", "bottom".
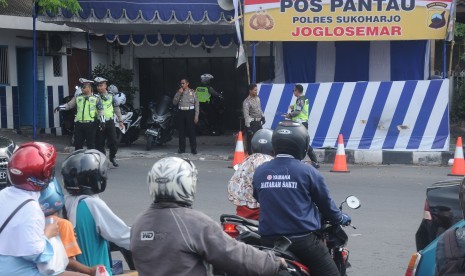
[
  {"left": 244, "top": 0, "right": 453, "bottom": 41},
  {"left": 258, "top": 80, "right": 449, "bottom": 151}
]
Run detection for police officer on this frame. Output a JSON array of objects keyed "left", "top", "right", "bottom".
[
  {"left": 243, "top": 83, "right": 265, "bottom": 155},
  {"left": 94, "top": 77, "right": 124, "bottom": 167},
  {"left": 173, "top": 78, "right": 199, "bottom": 154},
  {"left": 286, "top": 84, "right": 320, "bottom": 168},
  {"left": 55, "top": 78, "right": 103, "bottom": 150},
  {"left": 196, "top": 73, "right": 222, "bottom": 135}
]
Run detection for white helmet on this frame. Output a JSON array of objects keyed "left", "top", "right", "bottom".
[
  {"left": 108, "top": 84, "right": 119, "bottom": 94},
  {"left": 113, "top": 92, "right": 126, "bottom": 106},
  {"left": 147, "top": 157, "right": 198, "bottom": 206},
  {"left": 200, "top": 73, "right": 214, "bottom": 84}
]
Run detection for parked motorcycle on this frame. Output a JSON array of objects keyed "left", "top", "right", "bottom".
[
  {"left": 114, "top": 104, "right": 142, "bottom": 146},
  {"left": 145, "top": 96, "right": 175, "bottom": 151},
  {"left": 220, "top": 195, "right": 361, "bottom": 276}
]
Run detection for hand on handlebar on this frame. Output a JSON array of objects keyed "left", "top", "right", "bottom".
[{"left": 340, "top": 213, "right": 351, "bottom": 226}]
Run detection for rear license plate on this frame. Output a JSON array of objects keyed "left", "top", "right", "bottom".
[
  {"left": 0, "top": 170, "right": 6, "bottom": 183},
  {"left": 145, "top": 129, "right": 159, "bottom": 136}
]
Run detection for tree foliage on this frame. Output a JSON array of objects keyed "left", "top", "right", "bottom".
[{"left": 0, "top": 0, "right": 81, "bottom": 14}]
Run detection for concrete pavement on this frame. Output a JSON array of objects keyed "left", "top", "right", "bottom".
[{"left": 0, "top": 128, "right": 455, "bottom": 165}]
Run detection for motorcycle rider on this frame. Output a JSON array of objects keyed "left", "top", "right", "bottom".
[
  {"left": 435, "top": 177, "right": 465, "bottom": 275},
  {"left": 130, "top": 157, "right": 286, "bottom": 276},
  {"left": 195, "top": 73, "right": 222, "bottom": 135},
  {"left": 39, "top": 178, "right": 100, "bottom": 275},
  {"left": 228, "top": 129, "right": 274, "bottom": 220},
  {"left": 62, "top": 149, "right": 131, "bottom": 273},
  {"left": 94, "top": 77, "right": 124, "bottom": 167},
  {"left": 252, "top": 121, "right": 351, "bottom": 276},
  {"left": 286, "top": 84, "right": 320, "bottom": 168},
  {"left": 0, "top": 142, "right": 62, "bottom": 275},
  {"left": 55, "top": 78, "right": 104, "bottom": 150}
]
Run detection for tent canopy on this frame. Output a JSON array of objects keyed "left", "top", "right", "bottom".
[{"left": 38, "top": 0, "right": 236, "bottom": 45}]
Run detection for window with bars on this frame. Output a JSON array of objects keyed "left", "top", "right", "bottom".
[
  {"left": 53, "top": 55, "right": 62, "bottom": 77},
  {"left": 0, "top": 47, "right": 9, "bottom": 85}
]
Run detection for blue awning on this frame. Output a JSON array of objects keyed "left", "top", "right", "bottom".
[
  {"left": 38, "top": 0, "right": 236, "bottom": 39},
  {"left": 106, "top": 33, "right": 238, "bottom": 48}
]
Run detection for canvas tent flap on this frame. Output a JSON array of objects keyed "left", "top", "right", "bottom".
[{"left": 38, "top": 0, "right": 236, "bottom": 35}]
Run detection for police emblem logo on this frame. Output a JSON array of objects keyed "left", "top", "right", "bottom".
[{"left": 426, "top": 3, "right": 448, "bottom": 29}]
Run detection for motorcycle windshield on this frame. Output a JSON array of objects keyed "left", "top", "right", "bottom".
[{"left": 155, "top": 96, "right": 173, "bottom": 116}]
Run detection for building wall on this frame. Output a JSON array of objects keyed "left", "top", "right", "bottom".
[{"left": 0, "top": 28, "right": 109, "bottom": 134}]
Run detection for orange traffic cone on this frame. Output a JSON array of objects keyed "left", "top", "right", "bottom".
[
  {"left": 331, "top": 134, "right": 349, "bottom": 173},
  {"left": 230, "top": 131, "right": 245, "bottom": 168},
  {"left": 448, "top": 137, "right": 465, "bottom": 176}
]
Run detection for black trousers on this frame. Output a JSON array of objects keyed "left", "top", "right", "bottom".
[
  {"left": 177, "top": 109, "right": 196, "bottom": 152},
  {"left": 262, "top": 233, "right": 340, "bottom": 276},
  {"left": 246, "top": 121, "right": 262, "bottom": 155},
  {"left": 96, "top": 120, "right": 118, "bottom": 159},
  {"left": 74, "top": 122, "right": 97, "bottom": 150},
  {"left": 302, "top": 122, "right": 318, "bottom": 163}
]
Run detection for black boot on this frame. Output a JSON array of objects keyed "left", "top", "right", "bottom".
[{"left": 110, "top": 158, "right": 119, "bottom": 167}]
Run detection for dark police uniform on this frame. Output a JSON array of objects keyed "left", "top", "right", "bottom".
[
  {"left": 196, "top": 85, "right": 221, "bottom": 135},
  {"left": 56, "top": 85, "right": 103, "bottom": 150},
  {"left": 96, "top": 91, "right": 123, "bottom": 164},
  {"left": 252, "top": 154, "right": 342, "bottom": 276},
  {"left": 173, "top": 88, "right": 199, "bottom": 154}
]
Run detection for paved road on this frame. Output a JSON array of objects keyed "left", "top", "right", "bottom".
[{"left": 55, "top": 153, "right": 454, "bottom": 275}]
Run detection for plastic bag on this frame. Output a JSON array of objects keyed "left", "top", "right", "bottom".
[
  {"left": 95, "top": 265, "right": 111, "bottom": 276},
  {"left": 37, "top": 236, "right": 69, "bottom": 275}
]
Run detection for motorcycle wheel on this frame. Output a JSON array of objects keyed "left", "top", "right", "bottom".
[{"left": 146, "top": 136, "right": 153, "bottom": 151}]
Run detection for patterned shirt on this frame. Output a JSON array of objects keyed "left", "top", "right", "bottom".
[
  {"left": 228, "top": 153, "right": 274, "bottom": 209},
  {"left": 243, "top": 95, "right": 263, "bottom": 128}
]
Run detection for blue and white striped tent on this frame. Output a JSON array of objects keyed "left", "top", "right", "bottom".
[{"left": 259, "top": 79, "right": 449, "bottom": 151}]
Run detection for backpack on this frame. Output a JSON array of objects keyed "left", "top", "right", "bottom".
[{"left": 436, "top": 227, "right": 465, "bottom": 276}]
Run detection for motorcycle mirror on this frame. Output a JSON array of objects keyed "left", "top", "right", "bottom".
[{"left": 345, "top": 196, "right": 361, "bottom": 209}]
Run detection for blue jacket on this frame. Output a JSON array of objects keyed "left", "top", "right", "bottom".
[{"left": 252, "top": 155, "right": 342, "bottom": 237}]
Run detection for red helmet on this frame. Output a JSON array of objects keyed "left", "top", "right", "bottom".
[{"left": 8, "top": 142, "right": 57, "bottom": 191}]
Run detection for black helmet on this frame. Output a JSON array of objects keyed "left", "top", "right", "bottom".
[
  {"left": 61, "top": 149, "right": 109, "bottom": 195},
  {"left": 251, "top": 129, "right": 274, "bottom": 156},
  {"left": 272, "top": 121, "right": 309, "bottom": 160}
]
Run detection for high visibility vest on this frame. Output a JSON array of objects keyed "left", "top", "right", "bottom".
[
  {"left": 292, "top": 97, "right": 309, "bottom": 123},
  {"left": 196, "top": 86, "right": 211, "bottom": 103},
  {"left": 101, "top": 93, "right": 114, "bottom": 119},
  {"left": 75, "top": 95, "right": 98, "bottom": 122}
]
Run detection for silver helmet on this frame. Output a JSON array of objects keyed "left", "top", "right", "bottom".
[
  {"left": 108, "top": 84, "right": 119, "bottom": 94},
  {"left": 147, "top": 157, "right": 198, "bottom": 206},
  {"left": 200, "top": 73, "right": 214, "bottom": 84}
]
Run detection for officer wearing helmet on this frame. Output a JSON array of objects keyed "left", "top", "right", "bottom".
[
  {"left": 196, "top": 73, "right": 222, "bottom": 135},
  {"left": 0, "top": 142, "right": 61, "bottom": 274},
  {"left": 252, "top": 121, "right": 351, "bottom": 276},
  {"left": 39, "top": 178, "right": 101, "bottom": 275},
  {"left": 62, "top": 149, "right": 131, "bottom": 272},
  {"left": 130, "top": 157, "right": 286, "bottom": 276},
  {"left": 286, "top": 84, "right": 319, "bottom": 168},
  {"left": 228, "top": 129, "right": 274, "bottom": 220},
  {"left": 94, "top": 77, "right": 124, "bottom": 167},
  {"left": 55, "top": 78, "right": 104, "bottom": 151}
]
